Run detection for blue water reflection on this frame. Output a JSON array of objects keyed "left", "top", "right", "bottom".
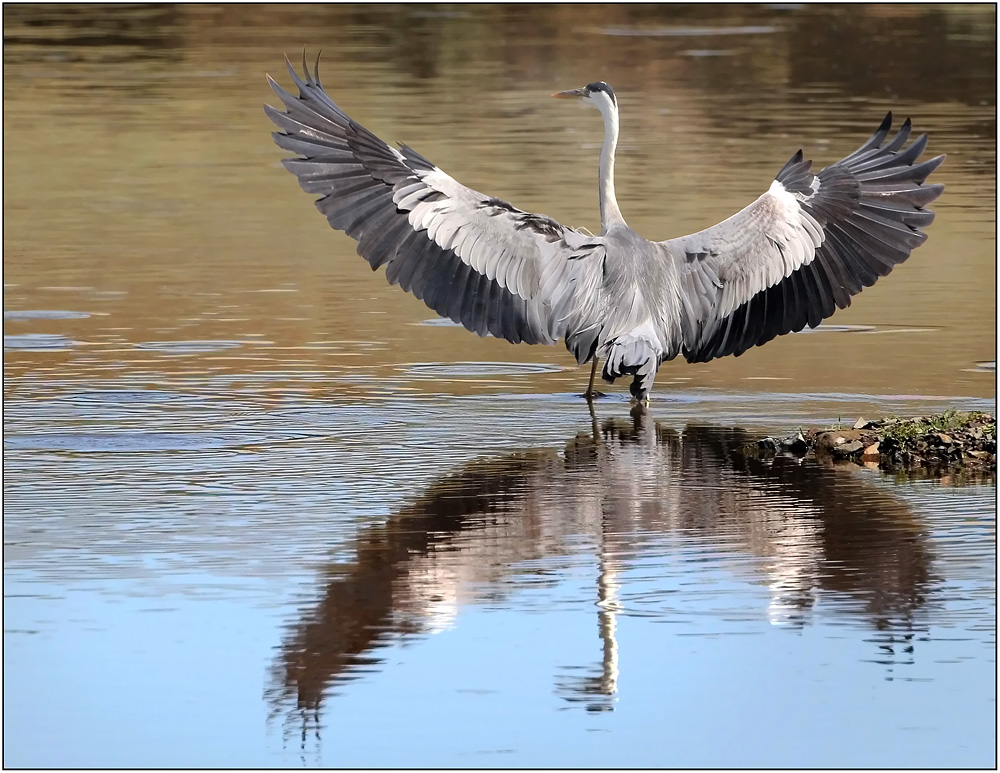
[{"left": 265, "top": 415, "right": 993, "bottom": 766}]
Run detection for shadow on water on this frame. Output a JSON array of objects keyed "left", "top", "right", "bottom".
[{"left": 268, "top": 412, "right": 932, "bottom": 733}]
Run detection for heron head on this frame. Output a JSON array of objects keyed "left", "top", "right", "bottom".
[{"left": 552, "top": 81, "right": 617, "bottom": 112}]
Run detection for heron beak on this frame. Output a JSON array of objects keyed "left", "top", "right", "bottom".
[{"left": 552, "top": 88, "right": 587, "bottom": 99}]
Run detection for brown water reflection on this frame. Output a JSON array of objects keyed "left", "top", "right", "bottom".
[{"left": 272, "top": 418, "right": 931, "bottom": 721}]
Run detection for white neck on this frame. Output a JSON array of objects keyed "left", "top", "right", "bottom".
[{"left": 598, "top": 100, "right": 626, "bottom": 233}]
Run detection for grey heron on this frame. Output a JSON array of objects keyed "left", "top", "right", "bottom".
[{"left": 266, "top": 56, "right": 944, "bottom": 404}]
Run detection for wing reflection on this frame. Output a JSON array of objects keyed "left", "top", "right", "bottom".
[{"left": 268, "top": 413, "right": 931, "bottom": 723}]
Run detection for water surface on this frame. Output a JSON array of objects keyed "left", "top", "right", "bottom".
[{"left": 3, "top": 4, "right": 995, "bottom": 768}]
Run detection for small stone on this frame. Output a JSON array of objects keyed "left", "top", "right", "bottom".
[
  {"left": 853, "top": 417, "right": 870, "bottom": 429},
  {"left": 815, "top": 429, "right": 865, "bottom": 453},
  {"left": 861, "top": 442, "right": 880, "bottom": 460},
  {"left": 937, "top": 433, "right": 953, "bottom": 444},
  {"left": 780, "top": 432, "right": 808, "bottom": 454},
  {"left": 832, "top": 439, "right": 864, "bottom": 456},
  {"left": 757, "top": 437, "right": 778, "bottom": 453}
]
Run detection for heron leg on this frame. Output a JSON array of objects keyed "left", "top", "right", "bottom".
[{"left": 585, "top": 358, "right": 599, "bottom": 400}]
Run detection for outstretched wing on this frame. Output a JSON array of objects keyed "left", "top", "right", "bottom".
[
  {"left": 664, "top": 114, "right": 944, "bottom": 363},
  {"left": 265, "top": 55, "right": 606, "bottom": 352}
]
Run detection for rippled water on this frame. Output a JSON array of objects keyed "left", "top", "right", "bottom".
[{"left": 3, "top": 4, "right": 996, "bottom": 768}]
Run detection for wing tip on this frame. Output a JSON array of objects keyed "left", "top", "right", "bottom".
[{"left": 287, "top": 46, "right": 324, "bottom": 86}]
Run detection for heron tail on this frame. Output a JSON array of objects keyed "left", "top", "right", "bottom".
[{"left": 602, "top": 334, "right": 661, "bottom": 400}]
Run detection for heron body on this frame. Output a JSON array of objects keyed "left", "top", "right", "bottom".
[{"left": 266, "top": 57, "right": 944, "bottom": 403}]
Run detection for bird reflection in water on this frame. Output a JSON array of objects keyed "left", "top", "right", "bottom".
[{"left": 267, "top": 411, "right": 932, "bottom": 730}]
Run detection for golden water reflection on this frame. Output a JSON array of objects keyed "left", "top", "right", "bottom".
[{"left": 3, "top": 3, "right": 996, "bottom": 402}]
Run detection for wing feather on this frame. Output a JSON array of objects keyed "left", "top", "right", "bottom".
[
  {"left": 266, "top": 57, "right": 607, "bottom": 354},
  {"left": 664, "top": 113, "right": 943, "bottom": 363}
]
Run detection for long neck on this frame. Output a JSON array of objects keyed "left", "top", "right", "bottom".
[{"left": 598, "top": 102, "right": 626, "bottom": 233}]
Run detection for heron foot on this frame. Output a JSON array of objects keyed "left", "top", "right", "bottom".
[{"left": 582, "top": 390, "right": 608, "bottom": 400}]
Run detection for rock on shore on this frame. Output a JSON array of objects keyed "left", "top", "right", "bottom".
[{"left": 754, "top": 411, "right": 996, "bottom": 475}]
